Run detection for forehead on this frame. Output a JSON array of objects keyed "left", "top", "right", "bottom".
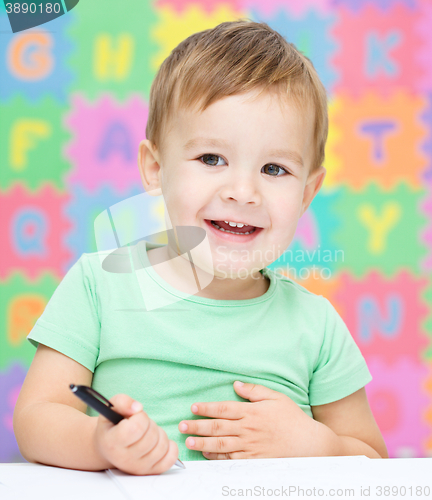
[{"left": 174, "top": 88, "right": 313, "bottom": 129}]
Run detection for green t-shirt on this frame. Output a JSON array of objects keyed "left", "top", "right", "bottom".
[{"left": 27, "top": 239, "right": 372, "bottom": 461}]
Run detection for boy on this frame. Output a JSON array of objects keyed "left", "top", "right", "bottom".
[{"left": 13, "top": 20, "right": 388, "bottom": 476}]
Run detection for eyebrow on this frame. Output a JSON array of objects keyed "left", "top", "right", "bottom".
[{"left": 183, "top": 137, "right": 304, "bottom": 169}]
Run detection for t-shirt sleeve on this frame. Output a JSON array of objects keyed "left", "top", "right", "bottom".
[
  {"left": 308, "top": 296, "right": 372, "bottom": 406},
  {"left": 27, "top": 254, "right": 101, "bottom": 373}
]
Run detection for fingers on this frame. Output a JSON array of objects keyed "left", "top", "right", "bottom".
[
  {"left": 93, "top": 393, "right": 180, "bottom": 475},
  {"left": 179, "top": 418, "right": 239, "bottom": 437},
  {"left": 97, "top": 414, "right": 179, "bottom": 475},
  {"left": 204, "top": 451, "right": 246, "bottom": 460},
  {"left": 97, "top": 393, "right": 143, "bottom": 432},
  {"left": 185, "top": 435, "right": 242, "bottom": 454},
  {"left": 109, "top": 393, "right": 143, "bottom": 419},
  {"left": 126, "top": 427, "right": 180, "bottom": 476},
  {"left": 110, "top": 410, "right": 152, "bottom": 448},
  {"left": 190, "top": 401, "right": 247, "bottom": 419},
  {"left": 97, "top": 393, "right": 148, "bottom": 444},
  {"left": 146, "top": 439, "right": 180, "bottom": 476}
]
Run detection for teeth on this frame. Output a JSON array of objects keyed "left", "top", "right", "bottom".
[
  {"left": 211, "top": 221, "right": 255, "bottom": 235},
  {"left": 225, "top": 221, "right": 246, "bottom": 228}
]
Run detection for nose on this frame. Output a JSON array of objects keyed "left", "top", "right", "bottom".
[{"left": 220, "top": 168, "right": 261, "bottom": 205}]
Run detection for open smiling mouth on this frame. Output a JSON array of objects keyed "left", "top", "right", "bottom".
[
  {"left": 210, "top": 220, "right": 256, "bottom": 234},
  {"left": 204, "top": 219, "right": 263, "bottom": 242}
]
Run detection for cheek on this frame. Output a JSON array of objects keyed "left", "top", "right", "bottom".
[
  {"left": 163, "top": 170, "right": 194, "bottom": 200},
  {"left": 271, "top": 196, "right": 302, "bottom": 223},
  {"left": 164, "top": 176, "right": 206, "bottom": 217},
  {"left": 269, "top": 202, "right": 303, "bottom": 244}
]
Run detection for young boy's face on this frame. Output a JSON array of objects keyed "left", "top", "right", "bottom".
[{"left": 139, "top": 88, "right": 326, "bottom": 287}]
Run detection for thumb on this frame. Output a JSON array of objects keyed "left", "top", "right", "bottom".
[
  {"left": 100, "top": 393, "right": 143, "bottom": 423},
  {"left": 233, "top": 381, "right": 280, "bottom": 402}
]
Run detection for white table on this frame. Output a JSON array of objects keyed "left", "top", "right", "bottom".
[{"left": 1, "top": 456, "right": 431, "bottom": 500}]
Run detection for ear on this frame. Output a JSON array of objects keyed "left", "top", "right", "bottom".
[
  {"left": 300, "top": 165, "right": 326, "bottom": 217},
  {"left": 138, "top": 139, "right": 162, "bottom": 196}
]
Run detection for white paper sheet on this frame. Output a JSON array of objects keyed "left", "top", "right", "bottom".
[{"left": 108, "top": 456, "right": 432, "bottom": 500}]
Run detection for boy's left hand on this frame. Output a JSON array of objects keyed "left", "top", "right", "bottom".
[{"left": 178, "top": 381, "right": 323, "bottom": 459}]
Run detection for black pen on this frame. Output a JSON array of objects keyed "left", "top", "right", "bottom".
[{"left": 70, "top": 384, "right": 185, "bottom": 469}]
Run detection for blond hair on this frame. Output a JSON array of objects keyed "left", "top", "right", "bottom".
[{"left": 146, "top": 19, "right": 328, "bottom": 174}]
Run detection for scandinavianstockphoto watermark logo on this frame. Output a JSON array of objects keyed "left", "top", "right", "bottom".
[
  {"left": 93, "top": 188, "right": 215, "bottom": 313},
  {"left": 3, "top": 0, "right": 79, "bottom": 33}
]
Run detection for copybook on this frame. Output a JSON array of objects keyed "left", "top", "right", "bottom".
[{"left": 1, "top": 456, "right": 431, "bottom": 500}]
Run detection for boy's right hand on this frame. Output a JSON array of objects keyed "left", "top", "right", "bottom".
[{"left": 93, "top": 393, "right": 179, "bottom": 476}]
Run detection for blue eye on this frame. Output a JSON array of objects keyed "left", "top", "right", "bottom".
[
  {"left": 200, "top": 154, "right": 226, "bottom": 166},
  {"left": 199, "top": 154, "right": 289, "bottom": 176},
  {"left": 262, "top": 164, "right": 289, "bottom": 176}
]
